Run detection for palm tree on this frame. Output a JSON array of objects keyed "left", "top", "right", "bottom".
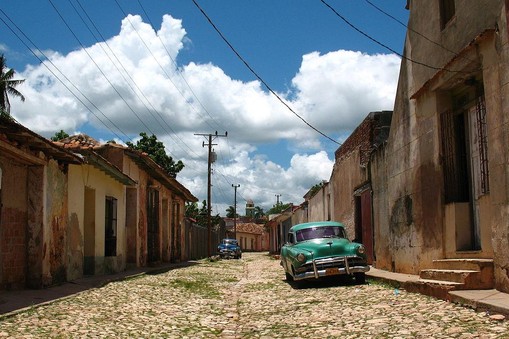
[
  {"left": 0, "top": 54, "right": 25, "bottom": 115},
  {"left": 226, "top": 206, "right": 236, "bottom": 218},
  {"left": 254, "top": 206, "right": 264, "bottom": 219}
]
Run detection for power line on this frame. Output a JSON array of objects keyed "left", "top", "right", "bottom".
[
  {"left": 363, "top": 0, "right": 475, "bottom": 63},
  {"left": 48, "top": 0, "right": 157, "bottom": 135},
  {"left": 136, "top": 0, "right": 224, "bottom": 133},
  {"left": 191, "top": 0, "right": 340, "bottom": 145},
  {"left": 0, "top": 8, "right": 131, "bottom": 142},
  {"left": 70, "top": 0, "right": 199, "bottom": 160},
  {"left": 319, "top": 0, "right": 471, "bottom": 74}
]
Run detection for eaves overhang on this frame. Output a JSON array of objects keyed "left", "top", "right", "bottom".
[
  {"left": 79, "top": 150, "right": 136, "bottom": 186},
  {"left": 124, "top": 148, "right": 198, "bottom": 202},
  {"left": 0, "top": 116, "right": 82, "bottom": 165},
  {"left": 410, "top": 29, "right": 495, "bottom": 100}
]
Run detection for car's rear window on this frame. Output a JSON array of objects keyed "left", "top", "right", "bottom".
[{"left": 296, "top": 226, "right": 346, "bottom": 241}]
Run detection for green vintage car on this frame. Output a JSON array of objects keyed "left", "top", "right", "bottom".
[{"left": 280, "top": 221, "right": 369, "bottom": 284}]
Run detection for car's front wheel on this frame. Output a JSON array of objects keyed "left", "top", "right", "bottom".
[
  {"left": 354, "top": 272, "right": 366, "bottom": 284},
  {"left": 285, "top": 271, "right": 294, "bottom": 281}
]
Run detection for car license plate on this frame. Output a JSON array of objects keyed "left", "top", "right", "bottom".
[{"left": 325, "top": 267, "right": 339, "bottom": 276}]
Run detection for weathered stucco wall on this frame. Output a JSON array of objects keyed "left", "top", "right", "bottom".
[
  {"left": 0, "top": 158, "right": 28, "bottom": 289},
  {"left": 382, "top": 1, "right": 507, "bottom": 280},
  {"left": 307, "top": 183, "right": 330, "bottom": 222},
  {"left": 370, "top": 145, "right": 391, "bottom": 270},
  {"left": 331, "top": 150, "right": 367, "bottom": 240},
  {"left": 68, "top": 163, "right": 126, "bottom": 276},
  {"left": 41, "top": 160, "right": 69, "bottom": 287},
  {"left": 489, "top": 4, "right": 509, "bottom": 293}
]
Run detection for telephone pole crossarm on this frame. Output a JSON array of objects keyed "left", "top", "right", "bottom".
[{"left": 194, "top": 131, "right": 228, "bottom": 257}]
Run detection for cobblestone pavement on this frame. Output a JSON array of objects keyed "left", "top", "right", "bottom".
[{"left": 0, "top": 252, "right": 508, "bottom": 338}]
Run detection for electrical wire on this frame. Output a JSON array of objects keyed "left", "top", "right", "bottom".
[
  {"left": 320, "top": 0, "right": 471, "bottom": 74},
  {"left": 0, "top": 9, "right": 131, "bottom": 142},
  {"left": 191, "top": 0, "right": 341, "bottom": 146},
  {"left": 71, "top": 0, "right": 201, "bottom": 161},
  {"left": 48, "top": 0, "right": 157, "bottom": 136},
  {"left": 363, "top": 0, "right": 476, "bottom": 64}
]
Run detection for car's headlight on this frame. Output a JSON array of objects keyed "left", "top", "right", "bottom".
[
  {"left": 357, "top": 245, "right": 365, "bottom": 254},
  {"left": 297, "top": 253, "right": 306, "bottom": 263}
]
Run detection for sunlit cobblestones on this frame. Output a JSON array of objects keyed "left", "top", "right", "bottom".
[{"left": 0, "top": 253, "right": 508, "bottom": 338}]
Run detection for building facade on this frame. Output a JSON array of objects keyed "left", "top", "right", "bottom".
[{"left": 373, "top": 0, "right": 509, "bottom": 292}]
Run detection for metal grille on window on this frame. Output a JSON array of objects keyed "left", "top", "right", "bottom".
[
  {"left": 476, "top": 95, "right": 489, "bottom": 194},
  {"left": 440, "top": 109, "right": 469, "bottom": 203}
]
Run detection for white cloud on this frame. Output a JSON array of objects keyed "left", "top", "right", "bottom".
[
  {"left": 9, "top": 14, "right": 400, "bottom": 214},
  {"left": 291, "top": 50, "right": 400, "bottom": 135}
]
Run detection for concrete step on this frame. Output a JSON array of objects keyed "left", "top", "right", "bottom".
[
  {"left": 420, "top": 269, "right": 478, "bottom": 284},
  {"left": 432, "top": 258, "right": 493, "bottom": 271},
  {"left": 419, "top": 258, "right": 494, "bottom": 290},
  {"left": 404, "top": 279, "right": 463, "bottom": 301}
]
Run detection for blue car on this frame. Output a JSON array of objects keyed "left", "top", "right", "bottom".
[{"left": 217, "top": 238, "right": 242, "bottom": 259}]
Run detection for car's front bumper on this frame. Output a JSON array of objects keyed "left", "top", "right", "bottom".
[
  {"left": 218, "top": 249, "right": 239, "bottom": 257},
  {"left": 293, "top": 255, "right": 370, "bottom": 281}
]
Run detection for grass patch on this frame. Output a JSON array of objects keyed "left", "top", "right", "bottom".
[{"left": 169, "top": 278, "right": 220, "bottom": 298}]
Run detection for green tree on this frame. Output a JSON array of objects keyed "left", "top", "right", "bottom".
[
  {"left": 253, "top": 206, "right": 265, "bottom": 219},
  {"left": 127, "top": 132, "right": 184, "bottom": 178},
  {"left": 185, "top": 201, "right": 199, "bottom": 219},
  {"left": 51, "top": 130, "right": 70, "bottom": 141},
  {"left": 0, "top": 55, "right": 25, "bottom": 116},
  {"left": 226, "top": 206, "right": 236, "bottom": 218},
  {"left": 266, "top": 202, "right": 292, "bottom": 215},
  {"left": 185, "top": 200, "right": 221, "bottom": 228}
]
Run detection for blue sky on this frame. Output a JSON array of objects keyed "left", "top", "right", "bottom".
[{"left": 0, "top": 0, "right": 408, "bottom": 215}]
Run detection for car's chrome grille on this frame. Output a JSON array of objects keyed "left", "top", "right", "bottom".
[{"left": 300, "top": 256, "right": 366, "bottom": 272}]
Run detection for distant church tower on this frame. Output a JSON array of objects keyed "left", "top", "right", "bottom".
[{"left": 246, "top": 199, "right": 255, "bottom": 218}]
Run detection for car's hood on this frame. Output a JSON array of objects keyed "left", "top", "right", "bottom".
[{"left": 295, "top": 238, "right": 355, "bottom": 258}]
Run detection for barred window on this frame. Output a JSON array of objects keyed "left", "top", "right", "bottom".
[{"left": 105, "top": 196, "right": 118, "bottom": 257}]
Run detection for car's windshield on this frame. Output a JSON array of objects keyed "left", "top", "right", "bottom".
[
  {"left": 223, "top": 239, "right": 238, "bottom": 245},
  {"left": 295, "top": 226, "right": 346, "bottom": 241}
]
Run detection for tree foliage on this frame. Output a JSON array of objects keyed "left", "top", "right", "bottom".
[
  {"left": 226, "top": 206, "right": 238, "bottom": 218},
  {"left": 253, "top": 206, "right": 265, "bottom": 219},
  {"left": 266, "top": 202, "right": 292, "bottom": 215},
  {"left": 308, "top": 182, "right": 325, "bottom": 198},
  {"left": 0, "top": 55, "right": 25, "bottom": 116},
  {"left": 185, "top": 200, "right": 222, "bottom": 227},
  {"left": 127, "top": 132, "right": 184, "bottom": 178},
  {"left": 51, "top": 130, "right": 70, "bottom": 141}
]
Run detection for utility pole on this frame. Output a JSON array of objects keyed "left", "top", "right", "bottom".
[
  {"left": 195, "top": 131, "right": 227, "bottom": 257},
  {"left": 275, "top": 194, "right": 281, "bottom": 206},
  {"left": 232, "top": 184, "right": 240, "bottom": 239}
]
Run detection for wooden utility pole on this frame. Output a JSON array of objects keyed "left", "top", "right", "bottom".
[
  {"left": 275, "top": 194, "right": 281, "bottom": 206},
  {"left": 195, "top": 131, "right": 227, "bottom": 257},
  {"left": 232, "top": 184, "right": 240, "bottom": 239}
]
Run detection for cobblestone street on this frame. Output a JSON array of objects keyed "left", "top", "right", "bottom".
[{"left": 0, "top": 252, "right": 508, "bottom": 338}]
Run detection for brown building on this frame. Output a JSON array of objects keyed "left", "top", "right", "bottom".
[
  {"left": 0, "top": 116, "right": 81, "bottom": 288},
  {"left": 371, "top": 0, "right": 509, "bottom": 292},
  {"left": 58, "top": 135, "right": 198, "bottom": 267}
]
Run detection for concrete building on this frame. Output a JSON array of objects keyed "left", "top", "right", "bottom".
[
  {"left": 324, "top": 111, "right": 392, "bottom": 264},
  {"left": 0, "top": 116, "right": 81, "bottom": 288},
  {"left": 372, "top": 0, "right": 509, "bottom": 292}
]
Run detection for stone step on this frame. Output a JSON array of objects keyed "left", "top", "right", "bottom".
[
  {"left": 420, "top": 269, "right": 478, "bottom": 284},
  {"left": 432, "top": 258, "right": 493, "bottom": 271},
  {"left": 404, "top": 279, "right": 463, "bottom": 301}
]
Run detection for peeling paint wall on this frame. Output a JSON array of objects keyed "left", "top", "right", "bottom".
[
  {"left": 44, "top": 160, "right": 69, "bottom": 286},
  {"left": 0, "top": 158, "right": 29, "bottom": 289},
  {"left": 382, "top": 1, "right": 507, "bottom": 283},
  {"left": 67, "top": 163, "right": 127, "bottom": 277},
  {"left": 331, "top": 150, "right": 367, "bottom": 240}
]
